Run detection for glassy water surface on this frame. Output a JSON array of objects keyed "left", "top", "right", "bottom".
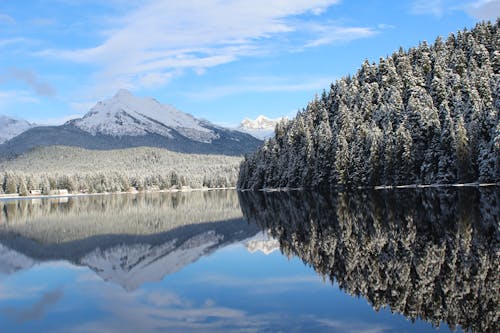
[{"left": 0, "top": 189, "right": 498, "bottom": 332}]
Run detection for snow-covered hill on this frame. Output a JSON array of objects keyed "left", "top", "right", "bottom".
[
  {"left": 0, "top": 244, "right": 35, "bottom": 274},
  {"left": 0, "top": 115, "right": 34, "bottom": 144},
  {"left": 238, "top": 115, "right": 283, "bottom": 140},
  {"left": 0, "top": 90, "right": 262, "bottom": 157},
  {"left": 71, "top": 89, "right": 217, "bottom": 143}
]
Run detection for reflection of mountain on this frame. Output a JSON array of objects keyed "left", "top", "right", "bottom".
[
  {"left": 244, "top": 233, "right": 280, "bottom": 255},
  {"left": 0, "top": 191, "right": 260, "bottom": 290},
  {"left": 0, "top": 191, "right": 243, "bottom": 243},
  {"left": 239, "top": 188, "right": 500, "bottom": 333},
  {"left": 0, "top": 244, "right": 35, "bottom": 275}
]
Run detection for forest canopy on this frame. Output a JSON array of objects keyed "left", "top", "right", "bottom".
[
  {"left": 0, "top": 146, "right": 242, "bottom": 195},
  {"left": 238, "top": 21, "right": 499, "bottom": 189}
]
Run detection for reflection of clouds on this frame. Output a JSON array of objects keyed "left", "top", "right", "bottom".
[
  {"left": 189, "top": 273, "right": 323, "bottom": 294},
  {"left": 1, "top": 288, "right": 63, "bottom": 323},
  {"left": 51, "top": 282, "right": 393, "bottom": 333},
  {"left": 146, "top": 291, "right": 191, "bottom": 307},
  {"left": 0, "top": 284, "right": 45, "bottom": 301},
  {"left": 315, "top": 318, "right": 390, "bottom": 333}
]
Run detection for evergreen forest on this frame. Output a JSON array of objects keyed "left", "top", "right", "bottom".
[
  {"left": 0, "top": 146, "right": 241, "bottom": 195},
  {"left": 238, "top": 21, "right": 499, "bottom": 189}
]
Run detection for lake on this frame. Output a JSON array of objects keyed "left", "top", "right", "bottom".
[{"left": 0, "top": 188, "right": 498, "bottom": 333}]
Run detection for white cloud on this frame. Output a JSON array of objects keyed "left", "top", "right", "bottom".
[
  {"left": 466, "top": 0, "right": 500, "bottom": 19},
  {"left": 4, "top": 68, "right": 56, "bottom": 97},
  {"left": 0, "top": 90, "right": 39, "bottom": 105},
  {"left": 0, "top": 14, "right": 15, "bottom": 25},
  {"left": 0, "top": 38, "right": 30, "bottom": 48},
  {"left": 411, "top": 0, "right": 500, "bottom": 18},
  {"left": 411, "top": 0, "right": 445, "bottom": 16},
  {"left": 305, "top": 25, "right": 378, "bottom": 47},
  {"left": 184, "top": 75, "right": 334, "bottom": 100},
  {"left": 35, "top": 0, "right": 382, "bottom": 95}
]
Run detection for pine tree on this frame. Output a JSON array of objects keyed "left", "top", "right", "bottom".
[
  {"left": 4, "top": 172, "right": 18, "bottom": 194},
  {"left": 18, "top": 178, "right": 28, "bottom": 196}
]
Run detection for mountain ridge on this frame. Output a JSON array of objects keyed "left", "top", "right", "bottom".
[
  {"left": 0, "top": 90, "right": 261, "bottom": 158},
  {"left": 0, "top": 115, "right": 35, "bottom": 144}
]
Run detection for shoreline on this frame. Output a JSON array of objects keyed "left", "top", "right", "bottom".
[
  {"left": 2, "top": 182, "right": 498, "bottom": 200},
  {"left": 249, "top": 182, "right": 500, "bottom": 193},
  {"left": 0, "top": 186, "right": 237, "bottom": 201}
]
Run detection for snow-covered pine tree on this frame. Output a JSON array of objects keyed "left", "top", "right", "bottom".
[{"left": 238, "top": 20, "right": 499, "bottom": 189}]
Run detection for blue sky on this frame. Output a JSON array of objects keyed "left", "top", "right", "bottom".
[{"left": 0, "top": 0, "right": 498, "bottom": 126}]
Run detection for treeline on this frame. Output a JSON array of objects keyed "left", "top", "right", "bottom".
[
  {"left": 239, "top": 188, "right": 499, "bottom": 332},
  {"left": 239, "top": 21, "right": 499, "bottom": 189},
  {"left": 0, "top": 190, "right": 243, "bottom": 243},
  {"left": 0, "top": 146, "right": 241, "bottom": 195}
]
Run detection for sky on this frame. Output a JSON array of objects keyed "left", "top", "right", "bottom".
[{"left": 0, "top": 0, "right": 498, "bottom": 127}]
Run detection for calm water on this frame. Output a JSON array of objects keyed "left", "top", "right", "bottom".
[{"left": 0, "top": 188, "right": 498, "bottom": 333}]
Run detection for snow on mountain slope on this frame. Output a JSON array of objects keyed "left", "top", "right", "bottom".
[
  {"left": 81, "top": 231, "right": 223, "bottom": 291},
  {"left": 244, "top": 232, "right": 280, "bottom": 255},
  {"left": 238, "top": 115, "right": 284, "bottom": 140},
  {"left": 72, "top": 89, "right": 218, "bottom": 143},
  {"left": 0, "top": 115, "right": 34, "bottom": 144},
  {"left": 0, "top": 244, "right": 35, "bottom": 274}
]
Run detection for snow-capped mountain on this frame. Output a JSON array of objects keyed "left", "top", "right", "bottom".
[
  {"left": 238, "top": 115, "right": 284, "bottom": 140},
  {"left": 245, "top": 232, "right": 280, "bottom": 255},
  {"left": 0, "top": 244, "right": 35, "bottom": 274},
  {"left": 81, "top": 231, "right": 223, "bottom": 291},
  {"left": 0, "top": 115, "right": 34, "bottom": 144},
  {"left": 0, "top": 90, "right": 262, "bottom": 157},
  {"left": 72, "top": 89, "right": 217, "bottom": 143},
  {"left": 0, "top": 218, "right": 261, "bottom": 290}
]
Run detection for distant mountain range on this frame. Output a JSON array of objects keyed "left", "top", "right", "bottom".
[
  {"left": 0, "top": 218, "right": 260, "bottom": 291},
  {"left": 0, "top": 90, "right": 262, "bottom": 158},
  {"left": 238, "top": 115, "right": 283, "bottom": 140},
  {"left": 0, "top": 115, "right": 35, "bottom": 144}
]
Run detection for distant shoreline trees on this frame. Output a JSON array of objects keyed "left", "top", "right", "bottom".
[
  {"left": 0, "top": 146, "right": 241, "bottom": 195},
  {"left": 238, "top": 21, "right": 499, "bottom": 190}
]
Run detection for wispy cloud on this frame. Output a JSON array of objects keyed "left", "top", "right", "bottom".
[
  {"left": 0, "top": 38, "right": 31, "bottom": 48},
  {"left": 184, "top": 76, "right": 334, "bottom": 101},
  {"left": 411, "top": 0, "right": 445, "bottom": 17},
  {"left": 465, "top": 0, "right": 500, "bottom": 19},
  {"left": 0, "top": 90, "right": 40, "bottom": 104},
  {"left": 35, "top": 0, "right": 381, "bottom": 95},
  {"left": 305, "top": 25, "right": 378, "bottom": 47},
  {"left": 410, "top": 0, "right": 500, "bottom": 18},
  {"left": 0, "top": 13, "right": 15, "bottom": 25},
  {"left": 1, "top": 289, "right": 63, "bottom": 323},
  {"left": 1, "top": 68, "right": 56, "bottom": 97}
]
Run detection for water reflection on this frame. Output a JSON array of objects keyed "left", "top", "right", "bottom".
[
  {"left": 239, "top": 188, "right": 499, "bottom": 333},
  {"left": 0, "top": 191, "right": 259, "bottom": 290}
]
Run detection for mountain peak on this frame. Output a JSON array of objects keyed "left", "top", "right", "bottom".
[
  {"left": 72, "top": 91, "right": 218, "bottom": 142},
  {"left": 238, "top": 115, "right": 285, "bottom": 140},
  {"left": 240, "top": 115, "right": 282, "bottom": 130},
  {"left": 0, "top": 115, "right": 34, "bottom": 144}
]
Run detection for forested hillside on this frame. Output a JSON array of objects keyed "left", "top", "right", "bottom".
[
  {"left": 0, "top": 146, "right": 241, "bottom": 195},
  {"left": 238, "top": 21, "right": 499, "bottom": 189}
]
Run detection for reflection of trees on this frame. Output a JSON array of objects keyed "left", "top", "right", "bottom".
[
  {"left": 239, "top": 188, "right": 499, "bottom": 333},
  {"left": 0, "top": 190, "right": 242, "bottom": 243}
]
